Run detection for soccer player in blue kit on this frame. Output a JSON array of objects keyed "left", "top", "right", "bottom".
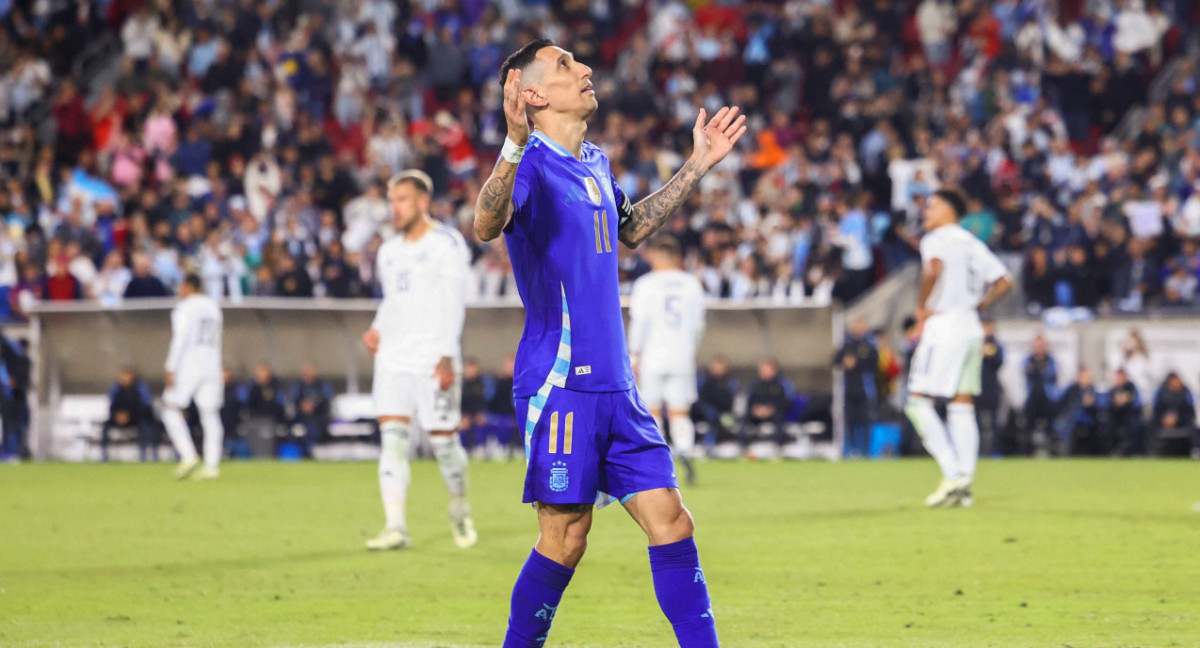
[{"left": 474, "top": 40, "right": 746, "bottom": 648}]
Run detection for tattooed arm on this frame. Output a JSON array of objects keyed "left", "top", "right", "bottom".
[
  {"left": 474, "top": 157, "right": 521, "bottom": 241},
  {"left": 474, "top": 68, "right": 530, "bottom": 242},
  {"left": 618, "top": 106, "right": 747, "bottom": 248}
]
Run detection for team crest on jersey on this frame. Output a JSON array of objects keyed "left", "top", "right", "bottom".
[
  {"left": 549, "top": 461, "right": 569, "bottom": 492},
  {"left": 584, "top": 177, "right": 602, "bottom": 205}
]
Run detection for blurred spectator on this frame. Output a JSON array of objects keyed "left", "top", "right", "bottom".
[
  {"left": 836, "top": 318, "right": 877, "bottom": 457},
  {"left": 977, "top": 320, "right": 1005, "bottom": 456},
  {"left": 1106, "top": 368, "right": 1144, "bottom": 456},
  {"left": 0, "top": 332, "right": 28, "bottom": 461},
  {"left": 123, "top": 253, "right": 169, "bottom": 299},
  {"left": 100, "top": 368, "right": 158, "bottom": 462},
  {"left": 1024, "top": 335, "right": 1059, "bottom": 456},
  {"left": 483, "top": 354, "right": 519, "bottom": 459},
  {"left": 245, "top": 362, "right": 287, "bottom": 456},
  {"left": 743, "top": 357, "right": 794, "bottom": 447},
  {"left": 1055, "top": 367, "right": 1103, "bottom": 456},
  {"left": 460, "top": 357, "right": 490, "bottom": 453},
  {"left": 1151, "top": 372, "right": 1196, "bottom": 457},
  {"left": 694, "top": 355, "right": 738, "bottom": 446},
  {"left": 221, "top": 368, "right": 250, "bottom": 459},
  {"left": 288, "top": 363, "right": 334, "bottom": 458}
]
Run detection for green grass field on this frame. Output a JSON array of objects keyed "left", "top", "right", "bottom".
[{"left": 2, "top": 459, "right": 1197, "bottom": 647}]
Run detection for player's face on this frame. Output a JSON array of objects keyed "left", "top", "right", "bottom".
[
  {"left": 389, "top": 182, "right": 429, "bottom": 232},
  {"left": 531, "top": 46, "right": 596, "bottom": 120},
  {"left": 924, "top": 195, "right": 954, "bottom": 230}
]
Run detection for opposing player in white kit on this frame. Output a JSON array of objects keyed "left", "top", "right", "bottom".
[
  {"left": 362, "top": 170, "right": 477, "bottom": 550},
  {"left": 162, "top": 274, "right": 225, "bottom": 481},
  {"left": 905, "top": 190, "right": 1012, "bottom": 508},
  {"left": 629, "top": 236, "right": 706, "bottom": 486}
]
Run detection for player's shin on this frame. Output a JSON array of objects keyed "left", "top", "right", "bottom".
[
  {"left": 378, "top": 421, "right": 412, "bottom": 531},
  {"left": 162, "top": 407, "right": 198, "bottom": 462},
  {"left": 430, "top": 433, "right": 469, "bottom": 519},
  {"left": 904, "top": 396, "right": 960, "bottom": 481},
  {"left": 649, "top": 537, "right": 719, "bottom": 647},
  {"left": 947, "top": 402, "right": 979, "bottom": 481},
  {"left": 503, "top": 549, "right": 575, "bottom": 648},
  {"left": 199, "top": 409, "right": 224, "bottom": 471}
]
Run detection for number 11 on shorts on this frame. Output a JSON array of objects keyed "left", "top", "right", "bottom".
[{"left": 548, "top": 411, "right": 574, "bottom": 454}]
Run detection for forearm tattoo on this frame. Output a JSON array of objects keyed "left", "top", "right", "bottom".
[
  {"left": 619, "top": 157, "right": 705, "bottom": 248},
  {"left": 475, "top": 158, "right": 518, "bottom": 239}
]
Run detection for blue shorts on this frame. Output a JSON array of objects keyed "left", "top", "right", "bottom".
[{"left": 517, "top": 387, "right": 677, "bottom": 505}]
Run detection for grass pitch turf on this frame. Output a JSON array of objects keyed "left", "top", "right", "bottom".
[{"left": 1, "top": 459, "right": 1197, "bottom": 647}]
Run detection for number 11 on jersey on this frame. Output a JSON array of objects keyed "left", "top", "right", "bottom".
[{"left": 593, "top": 210, "right": 612, "bottom": 254}]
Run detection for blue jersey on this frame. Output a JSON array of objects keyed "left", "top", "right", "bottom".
[{"left": 504, "top": 132, "right": 635, "bottom": 397}]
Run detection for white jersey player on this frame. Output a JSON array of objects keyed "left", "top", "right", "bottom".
[
  {"left": 629, "top": 236, "right": 705, "bottom": 486},
  {"left": 362, "top": 170, "right": 476, "bottom": 551},
  {"left": 905, "top": 190, "right": 1012, "bottom": 508},
  {"left": 162, "top": 274, "right": 225, "bottom": 480}
]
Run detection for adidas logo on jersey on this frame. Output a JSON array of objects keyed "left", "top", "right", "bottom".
[{"left": 574, "top": 366, "right": 592, "bottom": 375}]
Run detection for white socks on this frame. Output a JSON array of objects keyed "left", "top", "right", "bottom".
[
  {"left": 430, "top": 434, "right": 470, "bottom": 521},
  {"left": 199, "top": 409, "right": 224, "bottom": 471},
  {"left": 668, "top": 414, "right": 696, "bottom": 458},
  {"left": 947, "top": 402, "right": 979, "bottom": 482},
  {"left": 378, "top": 420, "right": 412, "bottom": 531},
  {"left": 905, "top": 396, "right": 960, "bottom": 481},
  {"left": 163, "top": 407, "right": 198, "bottom": 462}
]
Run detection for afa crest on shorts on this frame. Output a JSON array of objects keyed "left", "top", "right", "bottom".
[
  {"left": 584, "top": 177, "right": 602, "bottom": 205},
  {"left": 549, "top": 461, "right": 570, "bottom": 493}
]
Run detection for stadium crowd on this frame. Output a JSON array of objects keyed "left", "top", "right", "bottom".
[
  {"left": 0, "top": 0, "right": 1198, "bottom": 320},
  {"left": 839, "top": 320, "right": 1199, "bottom": 459}
]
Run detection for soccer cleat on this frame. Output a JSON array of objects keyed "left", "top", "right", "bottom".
[
  {"left": 193, "top": 467, "right": 220, "bottom": 481},
  {"left": 173, "top": 457, "right": 201, "bottom": 481},
  {"left": 954, "top": 486, "right": 975, "bottom": 508},
  {"left": 924, "top": 478, "right": 963, "bottom": 508},
  {"left": 451, "top": 516, "right": 478, "bottom": 549},
  {"left": 366, "top": 528, "right": 411, "bottom": 551}
]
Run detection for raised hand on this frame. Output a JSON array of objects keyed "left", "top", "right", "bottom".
[
  {"left": 503, "top": 68, "right": 530, "bottom": 146},
  {"left": 692, "top": 106, "right": 747, "bottom": 172}
]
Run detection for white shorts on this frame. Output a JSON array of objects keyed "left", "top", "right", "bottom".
[
  {"left": 372, "top": 367, "right": 461, "bottom": 432},
  {"left": 164, "top": 371, "right": 223, "bottom": 410},
  {"left": 907, "top": 318, "right": 983, "bottom": 399},
  {"left": 638, "top": 371, "right": 698, "bottom": 412}
]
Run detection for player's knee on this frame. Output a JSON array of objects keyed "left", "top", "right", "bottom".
[{"left": 652, "top": 504, "right": 694, "bottom": 544}]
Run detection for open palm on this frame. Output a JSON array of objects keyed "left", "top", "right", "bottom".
[{"left": 692, "top": 106, "right": 747, "bottom": 171}]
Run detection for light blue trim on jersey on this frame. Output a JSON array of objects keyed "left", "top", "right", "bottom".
[
  {"left": 523, "top": 285, "right": 573, "bottom": 461},
  {"left": 530, "top": 131, "right": 573, "bottom": 158}
]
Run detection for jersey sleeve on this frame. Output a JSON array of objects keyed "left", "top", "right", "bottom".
[
  {"left": 980, "top": 244, "right": 1010, "bottom": 283},
  {"left": 164, "top": 306, "right": 188, "bottom": 372},
  {"left": 505, "top": 159, "right": 537, "bottom": 234},
  {"left": 627, "top": 278, "right": 651, "bottom": 356},
  {"left": 370, "top": 245, "right": 389, "bottom": 331},
  {"left": 690, "top": 278, "right": 707, "bottom": 340},
  {"left": 919, "top": 232, "right": 944, "bottom": 265},
  {"left": 433, "top": 234, "right": 469, "bottom": 358}
]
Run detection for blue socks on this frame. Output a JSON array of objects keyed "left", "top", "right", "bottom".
[
  {"left": 649, "top": 537, "right": 719, "bottom": 647},
  {"left": 503, "top": 539, "right": 718, "bottom": 648},
  {"left": 503, "top": 549, "right": 575, "bottom": 648}
]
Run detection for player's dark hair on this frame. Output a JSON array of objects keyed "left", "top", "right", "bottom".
[
  {"left": 183, "top": 274, "right": 202, "bottom": 291},
  {"left": 499, "top": 39, "right": 555, "bottom": 89},
  {"left": 934, "top": 189, "right": 967, "bottom": 220},
  {"left": 648, "top": 235, "right": 682, "bottom": 257}
]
